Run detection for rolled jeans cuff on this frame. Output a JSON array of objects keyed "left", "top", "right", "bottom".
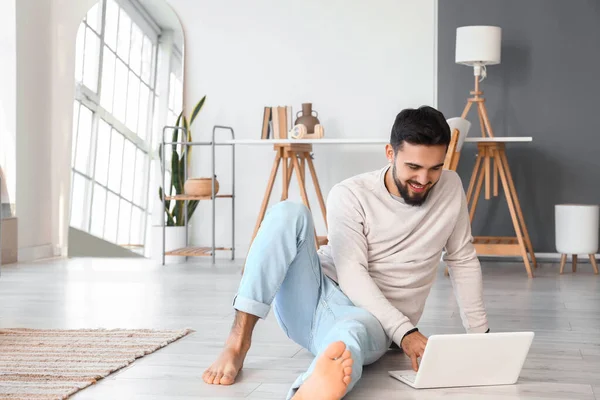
[{"left": 232, "top": 294, "right": 270, "bottom": 319}]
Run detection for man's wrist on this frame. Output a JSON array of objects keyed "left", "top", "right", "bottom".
[{"left": 401, "top": 327, "right": 419, "bottom": 344}]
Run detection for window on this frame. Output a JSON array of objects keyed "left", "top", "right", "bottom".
[{"left": 70, "top": 0, "right": 181, "bottom": 255}]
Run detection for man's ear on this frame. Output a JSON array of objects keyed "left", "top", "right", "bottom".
[{"left": 385, "top": 144, "right": 395, "bottom": 163}]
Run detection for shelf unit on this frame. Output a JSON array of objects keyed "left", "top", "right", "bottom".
[{"left": 160, "top": 125, "right": 235, "bottom": 264}]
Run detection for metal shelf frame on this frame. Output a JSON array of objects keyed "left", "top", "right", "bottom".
[{"left": 160, "top": 125, "right": 235, "bottom": 264}]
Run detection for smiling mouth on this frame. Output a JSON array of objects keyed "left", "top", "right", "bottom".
[{"left": 408, "top": 181, "right": 427, "bottom": 193}]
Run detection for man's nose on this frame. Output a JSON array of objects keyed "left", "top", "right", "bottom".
[{"left": 416, "top": 171, "right": 430, "bottom": 185}]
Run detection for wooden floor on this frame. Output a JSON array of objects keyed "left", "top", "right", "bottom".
[{"left": 1, "top": 257, "right": 599, "bottom": 399}]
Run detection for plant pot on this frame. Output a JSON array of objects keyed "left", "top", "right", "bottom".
[
  {"left": 184, "top": 177, "right": 219, "bottom": 197},
  {"left": 151, "top": 225, "right": 187, "bottom": 264}
]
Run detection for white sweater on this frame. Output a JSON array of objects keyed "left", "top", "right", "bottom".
[{"left": 318, "top": 165, "right": 489, "bottom": 346}]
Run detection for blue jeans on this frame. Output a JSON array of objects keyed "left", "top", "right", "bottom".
[{"left": 233, "top": 201, "right": 391, "bottom": 399}]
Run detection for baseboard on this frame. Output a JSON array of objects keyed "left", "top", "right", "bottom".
[
  {"left": 478, "top": 252, "right": 599, "bottom": 262},
  {"left": 18, "top": 244, "right": 56, "bottom": 262},
  {"left": 54, "top": 245, "right": 65, "bottom": 257}
]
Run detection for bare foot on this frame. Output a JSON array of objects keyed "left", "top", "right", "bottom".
[
  {"left": 203, "top": 311, "right": 258, "bottom": 385},
  {"left": 202, "top": 344, "right": 248, "bottom": 385},
  {"left": 293, "top": 341, "right": 354, "bottom": 400}
]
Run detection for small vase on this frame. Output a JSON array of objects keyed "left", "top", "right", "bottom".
[{"left": 294, "top": 103, "right": 320, "bottom": 133}]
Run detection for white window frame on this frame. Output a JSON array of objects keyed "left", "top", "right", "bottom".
[{"left": 70, "top": 0, "right": 182, "bottom": 253}]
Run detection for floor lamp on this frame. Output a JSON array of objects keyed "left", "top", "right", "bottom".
[
  {"left": 456, "top": 25, "right": 501, "bottom": 140},
  {"left": 452, "top": 25, "right": 537, "bottom": 277}
]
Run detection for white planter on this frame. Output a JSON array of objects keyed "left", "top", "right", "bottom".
[
  {"left": 151, "top": 225, "right": 187, "bottom": 264},
  {"left": 555, "top": 204, "right": 599, "bottom": 254}
]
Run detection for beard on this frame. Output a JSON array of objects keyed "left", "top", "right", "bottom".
[{"left": 392, "top": 163, "right": 434, "bottom": 206}]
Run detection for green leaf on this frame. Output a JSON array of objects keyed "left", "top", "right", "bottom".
[
  {"left": 187, "top": 200, "right": 199, "bottom": 220},
  {"left": 173, "top": 200, "right": 184, "bottom": 226},
  {"left": 166, "top": 209, "right": 175, "bottom": 226},
  {"left": 171, "top": 151, "right": 181, "bottom": 194},
  {"left": 158, "top": 186, "right": 171, "bottom": 218},
  {"left": 179, "top": 155, "right": 187, "bottom": 184},
  {"left": 171, "top": 125, "right": 180, "bottom": 154},
  {"left": 189, "top": 96, "right": 206, "bottom": 125},
  {"left": 182, "top": 115, "right": 192, "bottom": 163},
  {"left": 159, "top": 187, "right": 175, "bottom": 225}
]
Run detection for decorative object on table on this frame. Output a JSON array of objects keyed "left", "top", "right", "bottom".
[
  {"left": 451, "top": 25, "right": 537, "bottom": 278},
  {"left": 555, "top": 204, "right": 599, "bottom": 274},
  {"left": 290, "top": 123, "right": 324, "bottom": 139},
  {"left": 184, "top": 176, "right": 220, "bottom": 197},
  {"left": 294, "top": 103, "right": 320, "bottom": 134},
  {"left": 260, "top": 105, "right": 293, "bottom": 139},
  {"left": 0, "top": 327, "right": 192, "bottom": 399}
]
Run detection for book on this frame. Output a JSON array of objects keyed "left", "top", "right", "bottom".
[{"left": 261, "top": 107, "right": 271, "bottom": 139}]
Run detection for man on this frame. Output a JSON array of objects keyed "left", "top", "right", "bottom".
[{"left": 203, "top": 106, "right": 489, "bottom": 399}]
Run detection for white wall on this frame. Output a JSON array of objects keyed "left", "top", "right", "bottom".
[
  {"left": 168, "top": 0, "right": 438, "bottom": 258},
  {"left": 15, "top": 0, "right": 437, "bottom": 261},
  {"left": 15, "top": 0, "right": 95, "bottom": 261},
  {"left": 1, "top": 0, "right": 16, "bottom": 213},
  {"left": 16, "top": 0, "right": 55, "bottom": 259}
]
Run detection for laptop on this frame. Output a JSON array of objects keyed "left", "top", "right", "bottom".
[{"left": 389, "top": 331, "right": 534, "bottom": 389}]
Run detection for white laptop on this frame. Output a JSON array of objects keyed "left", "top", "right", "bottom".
[{"left": 389, "top": 331, "right": 534, "bottom": 389}]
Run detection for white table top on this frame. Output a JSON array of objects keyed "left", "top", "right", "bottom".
[
  {"left": 464, "top": 137, "right": 532, "bottom": 143},
  {"left": 221, "top": 137, "right": 532, "bottom": 145}
]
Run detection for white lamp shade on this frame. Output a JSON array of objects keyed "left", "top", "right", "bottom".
[
  {"left": 555, "top": 204, "right": 599, "bottom": 254},
  {"left": 446, "top": 117, "right": 471, "bottom": 152},
  {"left": 455, "top": 26, "right": 501, "bottom": 65}
]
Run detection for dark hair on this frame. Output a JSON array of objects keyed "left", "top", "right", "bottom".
[{"left": 390, "top": 105, "right": 451, "bottom": 151}]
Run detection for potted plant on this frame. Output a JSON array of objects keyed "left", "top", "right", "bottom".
[{"left": 153, "top": 96, "right": 206, "bottom": 263}]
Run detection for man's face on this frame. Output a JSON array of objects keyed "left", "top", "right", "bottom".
[{"left": 386, "top": 142, "right": 447, "bottom": 206}]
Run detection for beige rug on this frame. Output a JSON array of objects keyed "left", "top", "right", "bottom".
[{"left": 0, "top": 328, "right": 193, "bottom": 400}]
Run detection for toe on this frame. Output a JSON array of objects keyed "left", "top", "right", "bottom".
[
  {"left": 343, "top": 375, "right": 352, "bottom": 386},
  {"left": 202, "top": 370, "right": 213, "bottom": 384},
  {"left": 324, "top": 341, "right": 347, "bottom": 360},
  {"left": 220, "top": 373, "right": 236, "bottom": 385},
  {"left": 210, "top": 373, "right": 219, "bottom": 384},
  {"left": 204, "top": 372, "right": 216, "bottom": 384},
  {"left": 214, "top": 372, "right": 224, "bottom": 384},
  {"left": 341, "top": 349, "right": 352, "bottom": 361},
  {"left": 342, "top": 358, "right": 354, "bottom": 368},
  {"left": 344, "top": 366, "right": 353, "bottom": 376}
]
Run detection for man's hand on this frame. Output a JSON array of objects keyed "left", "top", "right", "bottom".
[{"left": 401, "top": 331, "right": 428, "bottom": 371}]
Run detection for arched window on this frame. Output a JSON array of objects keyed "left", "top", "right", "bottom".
[{"left": 70, "top": 0, "right": 182, "bottom": 256}]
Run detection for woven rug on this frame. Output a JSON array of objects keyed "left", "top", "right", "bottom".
[{"left": 0, "top": 328, "right": 193, "bottom": 400}]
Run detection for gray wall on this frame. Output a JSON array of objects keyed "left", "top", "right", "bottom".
[{"left": 438, "top": 0, "right": 600, "bottom": 253}]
